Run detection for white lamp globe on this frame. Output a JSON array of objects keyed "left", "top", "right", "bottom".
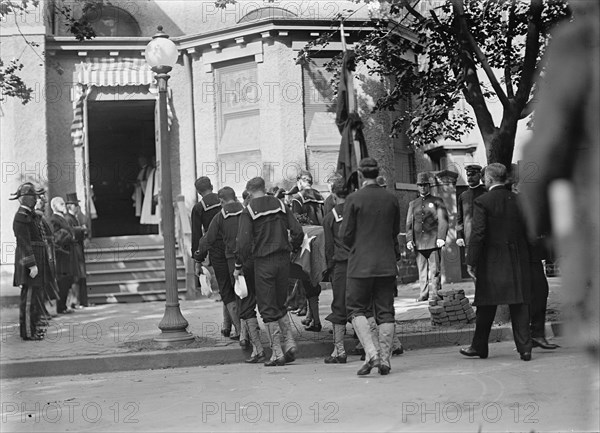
[{"left": 145, "top": 27, "right": 178, "bottom": 68}]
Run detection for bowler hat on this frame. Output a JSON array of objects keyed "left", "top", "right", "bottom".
[
  {"left": 416, "top": 172, "right": 431, "bottom": 185},
  {"left": 9, "top": 182, "right": 42, "bottom": 200},
  {"left": 465, "top": 164, "right": 482, "bottom": 174},
  {"left": 65, "top": 192, "right": 80, "bottom": 204}
]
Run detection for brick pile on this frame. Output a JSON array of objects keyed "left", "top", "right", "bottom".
[{"left": 428, "top": 289, "right": 476, "bottom": 326}]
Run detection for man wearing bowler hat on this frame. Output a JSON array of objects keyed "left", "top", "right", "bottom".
[
  {"left": 65, "top": 192, "right": 89, "bottom": 307},
  {"left": 10, "top": 182, "right": 51, "bottom": 340},
  {"left": 456, "top": 165, "right": 486, "bottom": 251},
  {"left": 406, "top": 172, "right": 449, "bottom": 302}
]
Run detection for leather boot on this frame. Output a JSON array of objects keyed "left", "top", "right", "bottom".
[
  {"left": 264, "top": 321, "right": 285, "bottom": 366},
  {"left": 378, "top": 323, "right": 395, "bottom": 375},
  {"left": 278, "top": 314, "right": 297, "bottom": 363},
  {"left": 222, "top": 303, "right": 232, "bottom": 337},
  {"left": 352, "top": 316, "right": 380, "bottom": 375},
  {"left": 246, "top": 317, "right": 265, "bottom": 360},
  {"left": 226, "top": 302, "right": 241, "bottom": 339}
]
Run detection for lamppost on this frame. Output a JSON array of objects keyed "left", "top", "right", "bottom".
[{"left": 145, "top": 26, "right": 194, "bottom": 345}]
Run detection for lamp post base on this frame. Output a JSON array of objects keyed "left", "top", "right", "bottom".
[{"left": 155, "top": 303, "right": 195, "bottom": 346}]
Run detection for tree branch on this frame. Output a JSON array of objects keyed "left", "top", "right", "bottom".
[
  {"left": 504, "top": 0, "right": 516, "bottom": 100},
  {"left": 450, "top": 0, "right": 510, "bottom": 109},
  {"left": 400, "top": 0, "right": 428, "bottom": 24},
  {"left": 515, "top": 0, "right": 543, "bottom": 105}
]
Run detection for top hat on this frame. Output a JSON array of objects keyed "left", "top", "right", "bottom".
[
  {"left": 416, "top": 172, "right": 432, "bottom": 185},
  {"left": 465, "top": 164, "right": 483, "bottom": 174},
  {"left": 65, "top": 192, "right": 80, "bottom": 204},
  {"left": 9, "top": 182, "right": 42, "bottom": 200}
]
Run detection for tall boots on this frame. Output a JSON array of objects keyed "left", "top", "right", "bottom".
[
  {"left": 304, "top": 297, "right": 322, "bottom": 332},
  {"left": 225, "top": 302, "right": 241, "bottom": 340},
  {"left": 352, "top": 316, "right": 380, "bottom": 375},
  {"left": 264, "top": 321, "right": 285, "bottom": 366},
  {"left": 378, "top": 323, "right": 395, "bottom": 375},
  {"left": 324, "top": 324, "right": 347, "bottom": 364},
  {"left": 278, "top": 313, "right": 298, "bottom": 363},
  {"left": 243, "top": 318, "right": 265, "bottom": 363},
  {"left": 222, "top": 303, "right": 232, "bottom": 337}
]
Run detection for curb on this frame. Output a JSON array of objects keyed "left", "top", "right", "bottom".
[{"left": 0, "top": 322, "right": 561, "bottom": 379}]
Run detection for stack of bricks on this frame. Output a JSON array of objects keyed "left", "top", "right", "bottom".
[{"left": 428, "top": 289, "right": 476, "bottom": 326}]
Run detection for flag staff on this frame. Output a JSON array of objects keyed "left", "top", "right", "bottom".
[{"left": 339, "top": 19, "right": 361, "bottom": 172}]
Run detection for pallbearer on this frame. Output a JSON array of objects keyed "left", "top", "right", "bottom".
[{"left": 235, "top": 177, "right": 304, "bottom": 366}]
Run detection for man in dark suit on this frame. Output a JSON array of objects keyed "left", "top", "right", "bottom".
[
  {"left": 406, "top": 172, "right": 449, "bottom": 302},
  {"left": 460, "top": 163, "right": 533, "bottom": 361},
  {"left": 49, "top": 197, "right": 76, "bottom": 315},
  {"left": 65, "top": 193, "right": 88, "bottom": 308},
  {"left": 342, "top": 158, "right": 401, "bottom": 376},
  {"left": 456, "top": 164, "right": 486, "bottom": 250}
]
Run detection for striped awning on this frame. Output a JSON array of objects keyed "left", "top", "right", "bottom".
[{"left": 75, "top": 57, "right": 154, "bottom": 87}]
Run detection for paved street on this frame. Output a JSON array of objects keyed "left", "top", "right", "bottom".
[{"left": 1, "top": 339, "right": 598, "bottom": 432}]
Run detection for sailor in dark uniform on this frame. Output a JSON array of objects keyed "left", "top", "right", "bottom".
[
  {"left": 322, "top": 177, "right": 350, "bottom": 364},
  {"left": 235, "top": 177, "right": 304, "bottom": 366},
  {"left": 11, "top": 183, "right": 50, "bottom": 340},
  {"left": 191, "top": 176, "right": 240, "bottom": 340},
  {"left": 290, "top": 170, "right": 325, "bottom": 331},
  {"left": 196, "top": 187, "right": 265, "bottom": 362}
]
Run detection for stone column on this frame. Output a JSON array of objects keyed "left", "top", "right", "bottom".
[{"left": 431, "top": 170, "right": 462, "bottom": 284}]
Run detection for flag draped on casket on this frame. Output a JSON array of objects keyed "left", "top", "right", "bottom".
[
  {"left": 336, "top": 50, "right": 368, "bottom": 185},
  {"left": 291, "top": 225, "right": 327, "bottom": 286}
]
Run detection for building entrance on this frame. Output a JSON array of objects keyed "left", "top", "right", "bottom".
[{"left": 88, "top": 100, "right": 157, "bottom": 237}]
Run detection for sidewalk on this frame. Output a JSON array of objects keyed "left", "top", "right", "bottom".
[{"left": 0, "top": 278, "right": 563, "bottom": 378}]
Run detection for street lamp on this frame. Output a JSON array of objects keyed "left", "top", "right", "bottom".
[{"left": 145, "top": 26, "right": 194, "bottom": 345}]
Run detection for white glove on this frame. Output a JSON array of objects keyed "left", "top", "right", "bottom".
[
  {"left": 456, "top": 238, "right": 465, "bottom": 247},
  {"left": 436, "top": 239, "right": 446, "bottom": 248},
  {"left": 29, "top": 265, "right": 38, "bottom": 278},
  {"left": 406, "top": 241, "right": 414, "bottom": 251}
]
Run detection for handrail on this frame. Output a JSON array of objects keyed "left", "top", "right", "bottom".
[{"left": 174, "top": 195, "right": 199, "bottom": 298}]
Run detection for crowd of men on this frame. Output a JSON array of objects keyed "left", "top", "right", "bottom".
[
  {"left": 11, "top": 156, "right": 557, "bottom": 375},
  {"left": 11, "top": 185, "right": 89, "bottom": 341}
]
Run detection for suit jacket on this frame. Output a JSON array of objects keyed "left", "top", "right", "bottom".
[
  {"left": 341, "top": 184, "right": 400, "bottom": 278},
  {"left": 406, "top": 194, "right": 449, "bottom": 250},
  {"left": 457, "top": 184, "right": 486, "bottom": 242},
  {"left": 49, "top": 213, "right": 76, "bottom": 277},
  {"left": 467, "top": 187, "right": 531, "bottom": 306}
]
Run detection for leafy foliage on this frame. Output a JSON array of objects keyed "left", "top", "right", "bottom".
[{"left": 0, "top": 59, "right": 32, "bottom": 103}]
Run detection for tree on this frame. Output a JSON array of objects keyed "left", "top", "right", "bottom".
[
  {"left": 296, "top": 0, "right": 571, "bottom": 168},
  {"left": 0, "top": 0, "right": 100, "bottom": 104}
]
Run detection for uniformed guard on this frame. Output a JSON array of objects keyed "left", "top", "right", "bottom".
[
  {"left": 406, "top": 172, "right": 449, "bottom": 302},
  {"left": 341, "top": 158, "right": 401, "bottom": 376},
  {"left": 322, "top": 177, "right": 350, "bottom": 364},
  {"left": 235, "top": 177, "right": 304, "bottom": 366},
  {"left": 196, "top": 187, "right": 265, "bottom": 362},
  {"left": 10, "top": 183, "right": 50, "bottom": 340},
  {"left": 456, "top": 164, "right": 486, "bottom": 250},
  {"left": 191, "top": 177, "right": 240, "bottom": 340}
]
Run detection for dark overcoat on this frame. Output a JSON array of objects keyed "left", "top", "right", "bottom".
[
  {"left": 49, "top": 213, "right": 76, "bottom": 277},
  {"left": 457, "top": 184, "right": 487, "bottom": 243},
  {"left": 467, "top": 187, "right": 531, "bottom": 306},
  {"left": 65, "top": 212, "right": 87, "bottom": 278}
]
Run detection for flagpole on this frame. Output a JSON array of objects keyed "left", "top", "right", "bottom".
[{"left": 340, "top": 19, "right": 362, "bottom": 173}]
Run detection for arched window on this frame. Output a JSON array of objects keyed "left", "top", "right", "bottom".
[
  {"left": 238, "top": 7, "right": 298, "bottom": 24},
  {"left": 82, "top": 5, "right": 141, "bottom": 37}
]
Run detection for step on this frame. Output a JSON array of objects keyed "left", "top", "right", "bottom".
[
  {"left": 87, "top": 235, "right": 165, "bottom": 249},
  {"left": 87, "top": 277, "right": 187, "bottom": 296},
  {"left": 87, "top": 267, "right": 186, "bottom": 283},
  {"left": 88, "top": 288, "right": 187, "bottom": 304},
  {"left": 86, "top": 257, "right": 184, "bottom": 272},
  {"left": 85, "top": 246, "right": 170, "bottom": 261}
]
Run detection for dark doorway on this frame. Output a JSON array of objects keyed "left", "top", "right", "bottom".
[{"left": 88, "top": 100, "right": 156, "bottom": 237}]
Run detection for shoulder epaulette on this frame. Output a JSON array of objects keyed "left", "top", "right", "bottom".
[{"left": 246, "top": 200, "right": 286, "bottom": 221}]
